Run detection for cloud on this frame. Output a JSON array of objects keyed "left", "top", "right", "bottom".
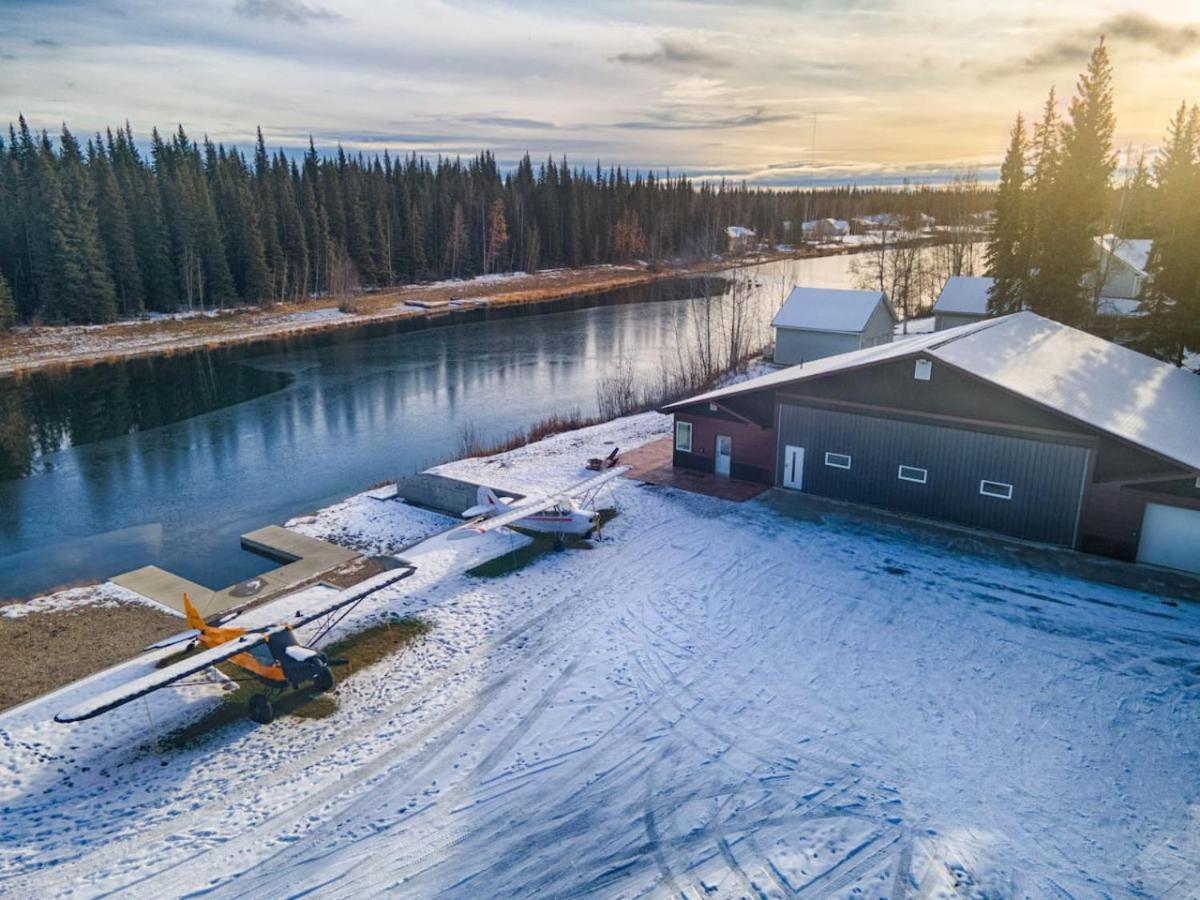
[
  {"left": 610, "top": 38, "right": 728, "bottom": 69},
  {"left": 232, "top": 0, "right": 342, "bottom": 25},
  {"left": 1104, "top": 12, "right": 1200, "bottom": 55},
  {"left": 455, "top": 115, "right": 556, "bottom": 130},
  {"left": 981, "top": 12, "right": 1200, "bottom": 80},
  {"left": 32, "top": 37, "right": 62, "bottom": 48},
  {"left": 611, "top": 106, "right": 791, "bottom": 130}
]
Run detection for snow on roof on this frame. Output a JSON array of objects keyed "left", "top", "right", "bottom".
[
  {"left": 771, "top": 287, "right": 894, "bottom": 333},
  {"left": 725, "top": 226, "right": 755, "bottom": 238},
  {"left": 931, "top": 275, "right": 994, "bottom": 315},
  {"left": 1096, "top": 235, "right": 1153, "bottom": 276},
  {"left": 666, "top": 311, "right": 1200, "bottom": 472}
]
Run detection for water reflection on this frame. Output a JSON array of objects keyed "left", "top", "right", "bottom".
[
  {"left": 0, "top": 354, "right": 292, "bottom": 480},
  {"left": 0, "top": 257, "right": 855, "bottom": 599}
]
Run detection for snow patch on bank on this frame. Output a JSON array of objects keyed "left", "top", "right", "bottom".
[
  {"left": 287, "top": 490, "right": 453, "bottom": 557},
  {"left": 1, "top": 582, "right": 173, "bottom": 620}
]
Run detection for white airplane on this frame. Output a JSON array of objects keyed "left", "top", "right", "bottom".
[{"left": 455, "top": 466, "right": 629, "bottom": 548}]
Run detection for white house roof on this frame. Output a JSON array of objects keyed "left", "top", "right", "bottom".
[
  {"left": 771, "top": 287, "right": 895, "bottom": 334},
  {"left": 1096, "top": 236, "right": 1153, "bottom": 276},
  {"left": 853, "top": 213, "right": 899, "bottom": 227},
  {"left": 725, "top": 226, "right": 755, "bottom": 238},
  {"left": 931, "top": 275, "right": 994, "bottom": 316},
  {"left": 666, "top": 311, "right": 1200, "bottom": 473}
]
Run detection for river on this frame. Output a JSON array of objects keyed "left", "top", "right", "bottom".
[{"left": 0, "top": 254, "right": 864, "bottom": 600}]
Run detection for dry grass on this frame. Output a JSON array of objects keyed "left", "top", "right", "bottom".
[
  {"left": 154, "top": 615, "right": 430, "bottom": 751},
  {"left": 0, "top": 602, "right": 181, "bottom": 712},
  {"left": 459, "top": 410, "right": 602, "bottom": 459}
]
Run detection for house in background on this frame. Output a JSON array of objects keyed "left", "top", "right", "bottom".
[
  {"left": 800, "top": 218, "right": 850, "bottom": 241},
  {"left": 663, "top": 311, "right": 1200, "bottom": 575},
  {"left": 851, "top": 213, "right": 900, "bottom": 232},
  {"left": 931, "top": 275, "right": 994, "bottom": 330},
  {"left": 1090, "top": 236, "right": 1152, "bottom": 342},
  {"left": 771, "top": 287, "right": 896, "bottom": 365},
  {"left": 725, "top": 226, "right": 756, "bottom": 254},
  {"left": 1092, "top": 236, "right": 1152, "bottom": 300}
]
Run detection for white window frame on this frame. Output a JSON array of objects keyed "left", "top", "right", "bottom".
[
  {"left": 979, "top": 479, "right": 1013, "bottom": 500},
  {"left": 897, "top": 465, "right": 927, "bottom": 484},
  {"left": 824, "top": 452, "right": 852, "bottom": 470},
  {"left": 675, "top": 420, "right": 693, "bottom": 453}
]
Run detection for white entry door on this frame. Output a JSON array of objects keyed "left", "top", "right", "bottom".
[
  {"left": 1137, "top": 502, "right": 1200, "bottom": 575},
  {"left": 783, "top": 444, "right": 804, "bottom": 490},
  {"left": 714, "top": 435, "right": 732, "bottom": 477}
]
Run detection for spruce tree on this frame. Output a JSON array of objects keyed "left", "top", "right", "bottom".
[
  {"left": 0, "top": 271, "right": 14, "bottom": 329},
  {"left": 1140, "top": 103, "right": 1200, "bottom": 365},
  {"left": 986, "top": 114, "right": 1028, "bottom": 314},
  {"left": 89, "top": 137, "right": 143, "bottom": 317},
  {"left": 48, "top": 127, "right": 118, "bottom": 323},
  {"left": 1058, "top": 39, "right": 1118, "bottom": 324}
]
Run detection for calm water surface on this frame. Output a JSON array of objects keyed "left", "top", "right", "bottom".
[{"left": 0, "top": 255, "right": 859, "bottom": 599}]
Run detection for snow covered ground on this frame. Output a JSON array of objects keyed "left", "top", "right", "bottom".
[{"left": 2, "top": 412, "right": 1199, "bottom": 897}]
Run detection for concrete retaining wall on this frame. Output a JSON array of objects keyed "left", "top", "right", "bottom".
[{"left": 396, "top": 473, "right": 526, "bottom": 516}]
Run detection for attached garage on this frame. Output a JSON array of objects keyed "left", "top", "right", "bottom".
[
  {"left": 777, "top": 404, "right": 1090, "bottom": 546},
  {"left": 663, "top": 311, "right": 1200, "bottom": 570},
  {"left": 1138, "top": 503, "right": 1200, "bottom": 575}
]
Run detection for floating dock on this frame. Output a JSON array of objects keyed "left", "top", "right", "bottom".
[{"left": 112, "top": 525, "right": 358, "bottom": 619}]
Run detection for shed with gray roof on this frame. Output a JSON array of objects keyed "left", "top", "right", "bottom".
[{"left": 771, "top": 287, "right": 896, "bottom": 365}]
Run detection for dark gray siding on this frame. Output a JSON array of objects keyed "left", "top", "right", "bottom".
[{"left": 776, "top": 404, "right": 1090, "bottom": 546}]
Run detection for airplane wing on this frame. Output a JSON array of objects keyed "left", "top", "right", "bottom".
[
  {"left": 55, "top": 632, "right": 274, "bottom": 723},
  {"left": 283, "top": 565, "right": 415, "bottom": 629},
  {"left": 455, "top": 467, "right": 628, "bottom": 536},
  {"left": 56, "top": 566, "right": 417, "bottom": 724}
]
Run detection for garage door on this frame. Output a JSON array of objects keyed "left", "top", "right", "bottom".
[
  {"left": 776, "top": 404, "right": 1091, "bottom": 547},
  {"left": 1138, "top": 503, "right": 1200, "bottom": 575}
]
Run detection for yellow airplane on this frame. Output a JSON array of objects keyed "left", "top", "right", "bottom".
[{"left": 56, "top": 566, "right": 415, "bottom": 726}]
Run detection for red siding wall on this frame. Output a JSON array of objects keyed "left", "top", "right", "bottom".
[
  {"left": 1078, "top": 481, "right": 1200, "bottom": 560},
  {"left": 674, "top": 412, "right": 778, "bottom": 484}
]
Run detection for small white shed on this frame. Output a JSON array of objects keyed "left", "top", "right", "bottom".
[
  {"left": 932, "top": 275, "right": 994, "bottom": 330},
  {"left": 771, "top": 287, "right": 896, "bottom": 365}
]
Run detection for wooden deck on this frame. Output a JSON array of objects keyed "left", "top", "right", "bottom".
[
  {"left": 621, "top": 436, "right": 770, "bottom": 502},
  {"left": 112, "top": 526, "right": 358, "bottom": 619}
]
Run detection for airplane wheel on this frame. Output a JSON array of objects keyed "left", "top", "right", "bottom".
[
  {"left": 313, "top": 667, "right": 335, "bottom": 693},
  {"left": 248, "top": 694, "right": 274, "bottom": 724}
]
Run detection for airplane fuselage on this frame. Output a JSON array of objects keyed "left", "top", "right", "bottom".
[{"left": 513, "top": 504, "right": 598, "bottom": 537}]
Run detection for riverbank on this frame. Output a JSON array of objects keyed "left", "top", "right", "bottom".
[{"left": 0, "top": 249, "right": 817, "bottom": 376}]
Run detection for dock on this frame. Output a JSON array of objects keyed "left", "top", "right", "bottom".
[{"left": 112, "top": 525, "right": 358, "bottom": 619}]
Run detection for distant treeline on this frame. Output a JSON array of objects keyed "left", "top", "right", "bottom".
[{"left": 0, "top": 117, "right": 991, "bottom": 326}]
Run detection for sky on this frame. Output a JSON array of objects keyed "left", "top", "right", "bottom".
[{"left": 2, "top": 0, "right": 1200, "bottom": 187}]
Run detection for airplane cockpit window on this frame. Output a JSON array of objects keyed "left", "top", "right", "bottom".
[{"left": 249, "top": 642, "right": 275, "bottom": 667}]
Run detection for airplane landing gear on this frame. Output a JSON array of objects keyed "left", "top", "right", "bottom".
[
  {"left": 553, "top": 533, "right": 567, "bottom": 552},
  {"left": 248, "top": 693, "right": 275, "bottom": 724},
  {"left": 313, "top": 667, "right": 335, "bottom": 693}
]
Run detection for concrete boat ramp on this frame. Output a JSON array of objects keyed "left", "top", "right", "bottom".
[{"left": 112, "top": 526, "right": 358, "bottom": 619}]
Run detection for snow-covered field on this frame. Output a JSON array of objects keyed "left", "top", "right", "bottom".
[{"left": 2, "top": 413, "right": 1199, "bottom": 897}]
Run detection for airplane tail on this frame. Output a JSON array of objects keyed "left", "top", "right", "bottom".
[
  {"left": 183, "top": 593, "right": 207, "bottom": 631},
  {"left": 462, "top": 485, "right": 505, "bottom": 518}
]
